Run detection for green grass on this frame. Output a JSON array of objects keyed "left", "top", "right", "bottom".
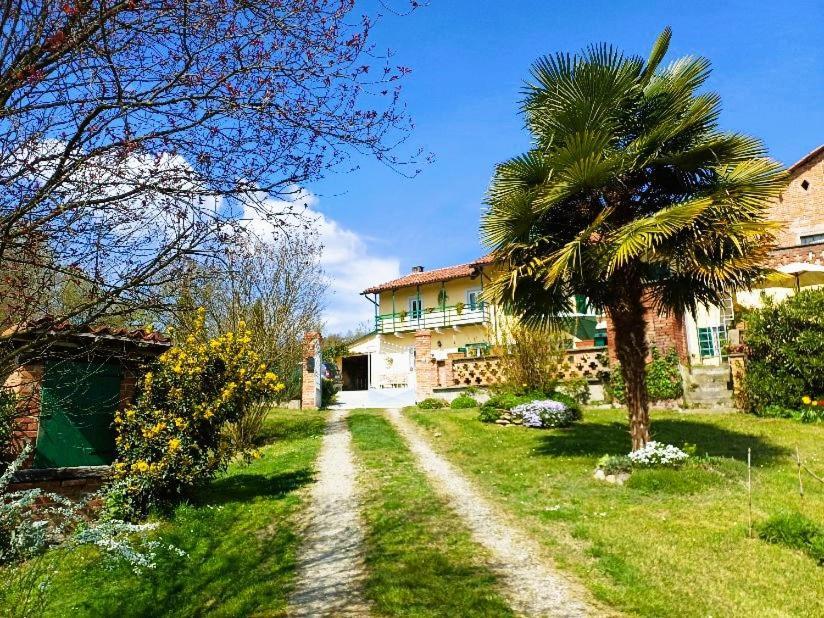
[
  {"left": 2, "top": 409, "right": 326, "bottom": 618},
  {"left": 348, "top": 410, "right": 515, "bottom": 617},
  {"left": 407, "top": 407, "right": 824, "bottom": 618}
]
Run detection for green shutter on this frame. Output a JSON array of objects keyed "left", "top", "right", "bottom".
[{"left": 34, "top": 361, "right": 123, "bottom": 468}]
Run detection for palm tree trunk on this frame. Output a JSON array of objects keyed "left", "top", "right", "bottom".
[{"left": 608, "top": 290, "right": 651, "bottom": 451}]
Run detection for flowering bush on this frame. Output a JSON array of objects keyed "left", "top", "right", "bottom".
[
  {"left": 511, "top": 399, "right": 581, "bottom": 428},
  {"left": 1, "top": 444, "right": 168, "bottom": 573},
  {"left": 111, "top": 308, "right": 284, "bottom": 519},
  {"left": 627, "top": 441, "right": 689, "bottom": 468},
  {"left": 799, "top": 396, "right": 824, "bottom": 423}
]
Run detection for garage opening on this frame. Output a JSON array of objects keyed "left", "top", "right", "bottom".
[{"left": 341, "top": 354, "right": 368, "bottom": 391}]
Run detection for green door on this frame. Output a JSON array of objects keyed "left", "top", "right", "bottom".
[{"left": 34, "top": 361, "right": 123, "bottom": 468}]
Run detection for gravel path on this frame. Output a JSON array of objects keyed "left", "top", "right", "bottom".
[
  {"left": 289, "top": 408, "right": 370, "bottom": 617},
  {"left": 385, "top": 408, "right": 592, "bottom": 618}
]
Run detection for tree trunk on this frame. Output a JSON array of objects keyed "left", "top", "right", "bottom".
[{"left": 609, "top": 289, "right": 651, "bottom": 451}]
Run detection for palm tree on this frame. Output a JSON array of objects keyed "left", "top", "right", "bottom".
[{"left": 481, "top": 28, "right": 786, "bottom": 450}]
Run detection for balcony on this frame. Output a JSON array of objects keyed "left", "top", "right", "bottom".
[{"left": 375, "top": 303, "right": 491, "bottom": 334}]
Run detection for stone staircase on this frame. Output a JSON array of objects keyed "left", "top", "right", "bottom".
[{"left": 685, "top": 363, "right": 734, "bottom": 408}]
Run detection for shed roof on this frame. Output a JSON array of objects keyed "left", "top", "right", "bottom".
[
  {"left": 362, "top": 254, "right": 496, "bottom": 295},
  {"left": 1, "top": 317, "right": 170, "bottom": 351}
]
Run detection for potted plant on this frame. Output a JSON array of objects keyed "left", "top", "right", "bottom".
[
  {"left": 455, "top": 301, "right": 465, "bottom": 315},
  {"left": 399, "top": 309, "right": 409, "bottom": 321},
  {"left": 437, "top": 289, "right": 449, "bottom": 308}
]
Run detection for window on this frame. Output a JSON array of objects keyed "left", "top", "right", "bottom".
[
  {"left": 697, "top": 325, "right": 728, "bottom": 358},
  {"left": 800, "top": 233, "right": 824, "bottom": 246},
  {"left": 466, "top": 288, "right": 483, "bottom": 310},
  {"left": 408, "top": 297, "right": 422, "bottom": 319}
]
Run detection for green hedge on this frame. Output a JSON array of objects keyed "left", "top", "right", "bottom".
[{"left": 742, "top": 289, "right": 824, "bottom": 415}]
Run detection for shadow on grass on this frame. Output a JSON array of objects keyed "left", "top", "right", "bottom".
[
  {"left": 57, "top": 468, "right": 315, "bottom": 617},
  {"left": 196, "top": 468, "right": 315, "bottom": 506},
  {"left": 533, "top": 418, "right": 789, "bottom": 464}
]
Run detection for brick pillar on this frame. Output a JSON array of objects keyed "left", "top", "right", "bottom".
[
  {"left": 301, "top": 332, "right": 322, "bottom": 410},
  {"left": 3, "top": 363, "right": 43, "bottom": 463},
  {"left": 414, "top": 330, "right": 436, "bottom": 401},
  {"left": 118, "top": 365, "right": 138, "bottom": 411}
]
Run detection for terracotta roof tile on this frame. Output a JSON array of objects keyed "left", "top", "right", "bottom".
[
  {"left": 362, "top": 254, "right": 496, "bottom": 294},
  {"left": 1, "top": 316, "right": 171, "bottom": 345}
]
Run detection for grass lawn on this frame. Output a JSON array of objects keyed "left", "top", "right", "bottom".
[
  {"left": 407, "top": 406, "right": 824, "bottom": 618},
  {"left": 2, "top": 409, "right": 326, "bottom": 618},
  {"left": 348, "top": 410, "right": 515, "bottom": 617}
]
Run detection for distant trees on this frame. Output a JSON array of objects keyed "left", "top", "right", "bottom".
[
  {"left": 184, "top": 226, "right": 327, "bottom": 402},
  {"left": 0, "top": 0, "right": 419, "bottom": 374}
]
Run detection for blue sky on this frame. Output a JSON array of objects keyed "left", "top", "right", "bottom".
[{"left": 314, "top": 0, "right": 824, "bottom": 332}]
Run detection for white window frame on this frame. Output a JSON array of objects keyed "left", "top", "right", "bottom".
[{"left": 408, "top": 296, "right": 422, "bottom": 319}]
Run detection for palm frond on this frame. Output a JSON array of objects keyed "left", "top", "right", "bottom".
[
  {"left": 605, "top": 197, "right": 713, "bottom": 275},
  {"left": 640, "top": 26, "right": 672, "bottom": 84}
]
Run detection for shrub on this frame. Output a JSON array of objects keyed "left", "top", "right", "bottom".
[
  {"left": 450, "top": 394, "right": 478, "bottom": 409},
  {"left": 610, "top": 347, "right": 683, "bottom": 403},
  {"left": 742, "top": 289, "right": 824, "bottom": 415},
  {"left": 0, "top": 444, "right": 166, "bottom": 571},
  {"left": 418, "top": 398, "right": 448, "bottom": 410},
  {"left": 0, "top": 389, "right": 16, "bottom": 468},
  {"left": 559, "top": 376, "right": 590, "bottom": 404},
  {"left": 321, "top": 377, "right": 337, "bottom": 408},
  {"left": 494, "top": 323, "right": 566, "bottom": 394},
  {"left": 627, "top": 441, "right": 689, "bottom": 468},
  {"left": 478, "top": 408, "right": 502, "bottom": 423},
  {"left": 223, "top": 401, "right": 269, "bottom": 458},
  {"left": 511, "top": 399, "right": 580, "bottom": 428},
  {"left": 110, "top": 308, "right": 284, "bottom": 519},
  {"left": 597, "top": 454, "right": 633, "bottom": 475},
  {"left": 481, "top": 392, "right": 524, "bottom": 412},
  {"left": 758, "top": 512, "right": 824, "bottom": 565}
]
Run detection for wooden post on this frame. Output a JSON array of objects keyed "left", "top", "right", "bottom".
[{"left": 747, "top": 448, "right": 753, "bottom": 539}]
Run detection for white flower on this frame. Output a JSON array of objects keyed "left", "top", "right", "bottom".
[{"left": 627, "top": 441, "right": 689, "bottom": 467}]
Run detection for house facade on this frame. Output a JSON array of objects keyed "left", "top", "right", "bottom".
[
  {"left": 680, "top": 144, "right": 824, "bottom": 365},
  {"left": 335, "top": 256, "right": 606, "bottom": 405}
]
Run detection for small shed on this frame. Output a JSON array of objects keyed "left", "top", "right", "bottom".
[{"left": 1, "top": 319, "right": 169, "bottom": 491}]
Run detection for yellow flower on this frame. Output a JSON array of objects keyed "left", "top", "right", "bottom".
[
  {"left": 174, "top": 417, "right": 186, "bottom": 428},
  {"left": 169, "top": 438, "right": 181, "bottom": 452},
  {"left": 132, "top": 460, "right": 150, "bottom": 473},
  {"left": 802, "top": 395, "right": 812, "bottom": 405}
]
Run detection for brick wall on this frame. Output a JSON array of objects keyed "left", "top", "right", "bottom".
[
  {"left": 4, "top": 363, "right": 43, "bottom": 458},
  {"left": 605, "top": 301, "right": 688, "bottom": 365},
  {"left": 767, "top": 148, "right": 824, "bottom": 247},
  {"left": 766, "top": 241, "right": 824, "bottom": 267}
]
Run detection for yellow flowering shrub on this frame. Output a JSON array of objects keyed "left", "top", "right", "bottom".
[{"left": 109, "top": 308, "right": 284, "bottom": 518}]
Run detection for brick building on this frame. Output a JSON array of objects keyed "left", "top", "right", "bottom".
[
  {"left": 2, "top": 320, "right": 169, "bottom": 493},
  {"left": 623, "top": 144, "right": 824, "bottom": 364}
]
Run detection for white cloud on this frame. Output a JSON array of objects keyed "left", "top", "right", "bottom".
[{"left": 242, "top": 186, "right": 400, "bottom": 334}]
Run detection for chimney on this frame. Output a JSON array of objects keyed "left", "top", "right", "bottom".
[{"left": 411, "top": 265, "right": 424, "bottom": 273}]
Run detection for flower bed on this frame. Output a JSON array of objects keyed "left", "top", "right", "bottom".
[
  {"left": 594, "top": 442, "right": 691, "bottom": 484},
  {"left": 627, "top": 441, "right": 690, "bottom": 467},
  {"left": 510, "top": 399, "right": 581, "bottom": 428}
]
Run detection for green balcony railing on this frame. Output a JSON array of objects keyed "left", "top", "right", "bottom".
[{"left": 375, "top": 303, "right": 490, "bottom": 334}]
